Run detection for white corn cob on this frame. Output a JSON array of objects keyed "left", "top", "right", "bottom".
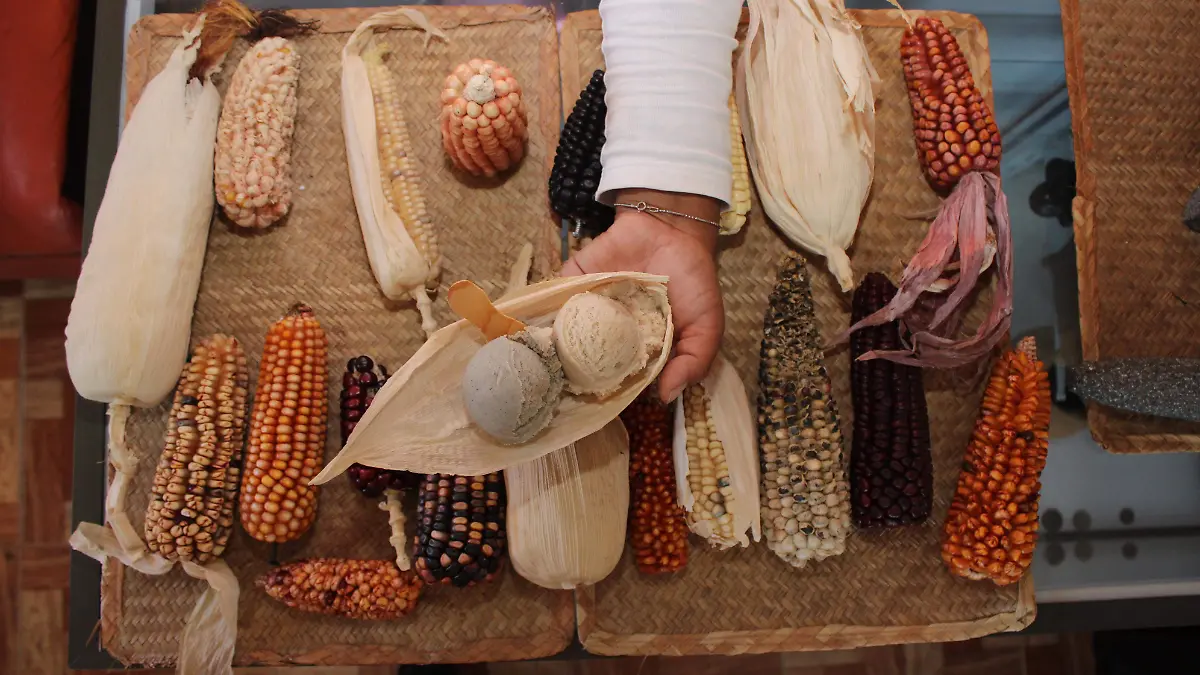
[
  {"left": 214, "top": 36, "right": 299, "bottom": 228},
  {"left": 721, "top": 94, "right": 751, "bottom": 235},
  {"left": 364, "top": 45, "right": 440, "bottom": 285},
  {"left": 440, "top": 58, "right": 528, "bottom": 177},
  {"left": 681, "top": 384, "right": 738, "bottom": 542}
]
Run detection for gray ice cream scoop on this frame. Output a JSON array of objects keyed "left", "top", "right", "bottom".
[{"left": 462, "top": 329, "right": 565, "bottom": 444}]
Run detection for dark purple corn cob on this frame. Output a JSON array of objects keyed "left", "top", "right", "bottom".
[
  {"left": 849, "top": 274, "right": 933, "bottom": 527},
  {"left": 414, "top": 472, "right": 507, "bottom": 587},
  {"left": 341, "top": 356, "right": 416, "bottom": 497},
  {"left": 549, "top": 69, "right": 613, "bottom": 237}
]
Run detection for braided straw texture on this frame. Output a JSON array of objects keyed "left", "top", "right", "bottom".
[
  {"left": 105, "top": 5, "right": 571, "bottom": 666},
  {"left": 563, "top": 9, "right": 1034, "bottom": 655},
  {"left": 1062, "top": 0, "right": 1200, "bottom": 453}
]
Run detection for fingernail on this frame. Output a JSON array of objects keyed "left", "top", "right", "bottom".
[{"left": 664, "top": 385, "right": 684, "bottom": 404}]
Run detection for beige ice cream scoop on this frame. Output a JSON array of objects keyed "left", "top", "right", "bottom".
[
  {"left": 553, "top": 292, "right": 646, "bottom": 397},
  {"left": 463, "top": 329, "right": 564, "bottom": 444}
]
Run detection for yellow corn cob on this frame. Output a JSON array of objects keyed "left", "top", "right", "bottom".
[
  {"left": 721, "top": 94, "right": 751, "bottom": 234},
  {"left": 942, "top": 337, "right": 1049, "bottom": 586},
  {"left": 240, "top": 303, "right": 328, "bottom": 543},
  {"left": 363, "top": 46, "right": 441, "bottom": 286},
  {"left": 680, "top": 384, "right": 737, "bottom": 543},
  {"left": 145, "top": 334, "right": 249, "bottom": 563},
  {"left": 214, "top": 36, "right": 299, "bottom": 228},
  {"left": 439, "top": 58, "right": 528, "bottom": 177},
  {"left": 259, "top": 558, "right": 422, "bottom": 620}
]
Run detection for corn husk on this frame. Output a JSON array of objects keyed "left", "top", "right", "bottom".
[
  {"left": 736, "top": 0, "right": 878, "bottom": 292},
  {"left": 672, "top": 355, "right": 762, "bottom": 549},
  {"left": 342, "top": 8, "right": 448, "bottom": 336},
  {"left": 65, "top": 19, "right": 222, "bottom": 407},
  {"left": 506, "top": 419, "right": 629, "bottom": 589},
  {"left": 312, "top": 272, "right": 672, "bottom": 481}
]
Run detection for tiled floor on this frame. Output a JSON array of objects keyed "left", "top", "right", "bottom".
[{"left": 0, "top": 279, "right": 1094, "bottom": 674}]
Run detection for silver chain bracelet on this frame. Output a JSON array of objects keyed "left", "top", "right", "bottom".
[{"left": 613, "top": 201, "right": 721, "bottom": 229}]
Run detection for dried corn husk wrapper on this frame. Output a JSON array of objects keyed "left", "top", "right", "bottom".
[
  {"left": 313, "top": 272, "right": 672, "bottom": 481},
  {"left": 672, "top": 355, "right": 761, "bottom": 549},
  {"left": 66, "top": 19, "right": 222, "bottom": 407},
  {"left": 736, "top": 0, "right": 879, "bottom": 292},
  {"left": 342, "top": 8, "right": 448, "bottom": 336},
  {"left": 506, "top": 419, "right": 629, "bottom": 589}
]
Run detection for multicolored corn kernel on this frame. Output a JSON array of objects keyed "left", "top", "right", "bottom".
[
  {"left": 413, "top": 472, "right": 506, "bottom": 587},
  {"left": 259, "top": 558, "right": 422, "bottom": 620}
]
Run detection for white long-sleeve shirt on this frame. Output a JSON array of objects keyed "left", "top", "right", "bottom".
[{"left": 596, "top": 0, "right": 744, "bottom": 210}]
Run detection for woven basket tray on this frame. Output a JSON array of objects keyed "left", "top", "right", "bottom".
[
  {"left": 105, "top": 5, "right": 571, "bottom": 666},
  {"left": 1061, "top": 0, "right": 1200, "bottom": 454},
  {"left": 561, "top": 9, "right": 1035, "bottom": 655}
]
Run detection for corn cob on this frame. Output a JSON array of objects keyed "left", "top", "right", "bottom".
[
  {"left": 214, "top": 36, "right": 299, "bottom": 228},
  {"left": 720, "top": 94, "right": 751, "bottom": 235},
  {"left": 413, "top": 473, "right": 506, "bottom": 587},
  {"left": 758, "top": 257, "right": 851, "bottom": 567},
  {"left": 621, "top": 393, "right": 689, "bottom": 573},
  {"left": 901, "top": 17, "right": 1001, "bottom": 193},
  {"left": 440, "top": 58, "right": 528, "bottom": 177},
  {"left": 364, "top": 46, "right": 441, "bottom": 285},
  {"left": 549, "top": 69, "right": 613, "bottom": 237},
  {"left": 681, "top": 385, "right": 737, "bottom": 542},
  {"left": 341, "top": 356, "right": 416, "bottom": 498},
  {"left": 145, "top": 335, "right": 249, "bottom": 563},
  {"left": 849, "top": 274, "right": 933, "bottom": 528},
  {"left": 259, "top": 558, "right": 422, "bottom": 620},
  {"left": 240, "top": 303, "right": 328, "bottom": 543},
  {"left": 942, "top": 337, "right": 1049, "bottom": 586}
]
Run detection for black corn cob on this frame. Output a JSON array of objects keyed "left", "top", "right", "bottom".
[
  {"left": 342, "top": 356, "right": 416, "bottom": 498},
  {"left": 849, "top": 273, "right": 933, "bottom": 527},
  {"left": 413, "top": 473, "right": 506, "bottom": 587},
  {"left": 549, "top": 69, "right": 613, "bottom": 237}
]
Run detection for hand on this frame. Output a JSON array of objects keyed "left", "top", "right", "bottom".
[{"left": 561, "top": 190, "right": 724, "bottom": 403}]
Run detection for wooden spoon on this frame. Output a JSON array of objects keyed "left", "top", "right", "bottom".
[{"left": 448, "top": 280, "right": 526, "bottom": 341}]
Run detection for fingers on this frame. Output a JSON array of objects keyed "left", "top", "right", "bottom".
[
  {"left": 658, "top": 311, "right": 724, "bottom": 403},
  {"left": 560, "top": 257, "right": 584, "bottom": 277}
]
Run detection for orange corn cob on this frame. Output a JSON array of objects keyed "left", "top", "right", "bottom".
[
  {"left": 240, "top": 303, "right": 329, "bottom": 543},
  {"left": 621, "top": 393, "right": 689, "bottom": 574},
  {"left": 439, "top": 58, "right": 528, "bottom": 177},
  {"left": 941, "top": 337, "right": 1050, "bottom": 586},
  {"left": 901, "top": 17, "right": 1002, "bottom": 192},
  {"left": 259, "top": 558, "right": 422, "bottom": 620}
]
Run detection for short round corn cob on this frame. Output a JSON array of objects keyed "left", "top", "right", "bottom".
[
  {"left": 942, "top": 337, "right": 1049, "bottom": 586},
  {"left": 413, "top": 473, "right": 506, "bottom": 587},
  {"left": 259, "top": 558, "right": 422, "bottom": 620},
  {"left": 364, "top": 46, "right": 441, "bottom": 286},
  {"left": 621, "top": 394, "right": 689, "bottom": 574},
  {"left": 439, "top": 58, "right": 528, "bottom": 177},
  {"left": 758, "top": 257, "right": 851, "bottom": 567},
  {"left": 902, "top": 17, "right": 1002, "bottom": 192},
  {"left": 214, "top": 36, "right": 299, "bottom": 228},
  {"left": 849, "top": 274, "right": 933, "bottom": 528},
  {"left": 145, "top": 334, "right": 249, "bottom": 563},
  {"left": 341, "top": 355, "right": 416, "bottom": 498},
  {"left": 240, "top": 303, "right": 328, "bottom": 543},
  {"left": 549, "top": 69, "right": 613, "bottom": 236}
]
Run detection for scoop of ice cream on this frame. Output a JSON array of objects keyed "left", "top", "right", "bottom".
[
  {"left": 612, "top": 284, "right": 667, "bottom": 359},
  {"left": 553, "top": 292, "right": 645, "bottom": 397},
  {"left": 462, "top": 329, "right": 564, "bottom": 444}
]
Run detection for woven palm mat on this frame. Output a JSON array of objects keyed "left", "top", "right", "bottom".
[
  {"left": 103, "top": 6, "right": 572, "bottom": 667},
  {"left": 561, "top": 10, "right": 1034, "bottom": 655},
  {"left": 1061, "top": 0, "right": 1200, "bottom": 454}
]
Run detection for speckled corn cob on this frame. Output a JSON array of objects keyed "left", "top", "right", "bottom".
[
  {"left": 259, "top": 558, "right": 422, "bottom": 620},
  {"left": 849, "top": 274, "right": 933, "bottom": 527},
  {"left": 549, "top": 69, "right": 613, "bottom": 236},
  {"left": 364, "top": 46, "right": 441, "bottom": 285},
  {"left": 440, "top": 58, "right": 527, "bottom": 177},
  {"left": 215, "top": 36, "right": 299, "bottom": 228},
  {"left": 758, "top": 257, "right": 851, "bottom": 567},
  {"left": 720, "top": 94, "right": 751, "bottom": 235},
  {"left": 681, "top": 384, "right": 737, "bottom": 543},
  {"left": 621, "top": 393, "right": 689, "bottom": 574},
  {"left": 145, "top": 335, "right": 249, "bottom": 563},
  {"left": 413, "top": 473, "right": 506, "bottom": 587},
  {"left": 942, "top": 337, "right": 1049, "bottom": 586},
  {"left": 240, "top": 303, "right": 328, "bottom": 543},
  {"left": 902, "top": 17, "right": 1001, "bottom": 192}
]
